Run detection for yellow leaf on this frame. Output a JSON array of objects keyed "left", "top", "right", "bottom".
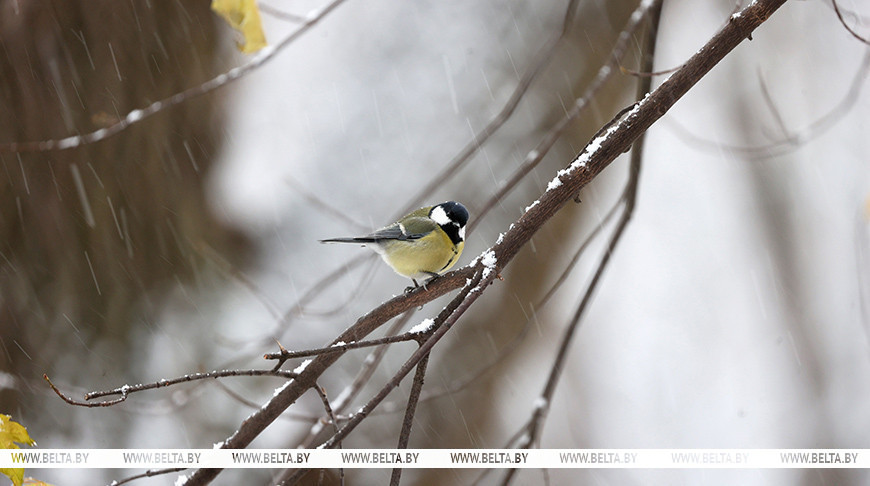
[
  {"left": 211, "top": 0, "right": 268, "bottom": 54},
  {"left": 1, "top": 415, "right": 36, "bottom": 486},
  {"left": 0, "top": 415, "right": 35, "bottom": 449},
  {"left": 0, "top": 467, "right": 24, "bottom": 486}
]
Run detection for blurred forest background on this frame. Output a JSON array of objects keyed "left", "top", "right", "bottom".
[{"left": 1, "top": 0, "right": 869, "bottom": 484}]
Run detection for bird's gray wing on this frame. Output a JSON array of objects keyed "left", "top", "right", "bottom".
[
  {"left": 370, "top": 217, "right": 435, "bottom": 241},
  {"left": 364, "top": 224, "right": 407, "bottom": 241},
  {"left": 321, "top": 218, "right": 435, "bottom": 243}
]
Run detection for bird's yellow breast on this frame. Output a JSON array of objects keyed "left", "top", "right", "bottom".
[{"left": 380, "top": 229, "right": 464, "bottom": 279}]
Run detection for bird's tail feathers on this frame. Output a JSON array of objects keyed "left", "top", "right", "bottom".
[{"left": 320, "top": 237, "right": 376, "bottom": 244}]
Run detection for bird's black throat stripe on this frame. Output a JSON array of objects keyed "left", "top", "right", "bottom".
[
  {"left": 441, "top": 223, "right": 463, "bottom": 245},
  {"left": 438, "top": 245, "right": 460, "bottom": 273}
]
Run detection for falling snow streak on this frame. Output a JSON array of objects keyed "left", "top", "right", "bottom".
[
  {"left": 107, "top": 196, "right": 123, "bottom": 239},
  {"left": 442, "top": 54, "right": 460, "bottom": 115},
  {"left": 17, "top": 154, "right": 29, "bottom": 195},
  {"left": 120, "top": 207, "right": 133, "bottom": 258},
  {"left": 47, "top": 58, "right": 75, "bottom": 132},
  {"left": 84, "top": 250, "right": 101, "bottom": 295},
  {"left": 182, "top": 140, "right": 199, "bottom": 172},
  {"left": 69, "top": 162, "right": 95, "bottom": 227}
]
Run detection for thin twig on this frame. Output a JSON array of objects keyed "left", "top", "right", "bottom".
[
  {"left": 313, "top": 383, "right": 344, "bottom": 485},
  {"left": 284, "top": 256, "right": 380, "bottom": 320},
  {"left": 201, "top": 224, "right": 377, "bottom": 364},
  {"left": 832, "top": 0, "right": 870, "bottom": 44},
  {"left": 667, "top": 49, "right": 870, "bottom": 159},
  {"left": 259, "top": 3, "right": 308, "bottom": 23},
  {"left": 195, "top": 242, "right": 283, "bottom": 321},
  {"left": 313, "top": 384, "right": 341, "bottom": 441},
  {"left": 208, "top": 252, "right": 371, "bottom": 366},
  {"left": 619, "top": 63, "right": 682, "bottom": 77},
  {"left": 757, "top": 68, "right": 795, "bottom": 142},
  {"left": 266, "top": 330, "right": 422, "bottom": 366},
  {"left": 45, "top": 374, "right": 128, "bottom": 407},
  {"left": 272, "top": 254, "right": 371, "bottom": 335},
  {"left": 109, "top": 467, "right": 188, "bottom": 486},
  {"left": 45, "top": 369, "right": 297, "bottom": 407},
  {"left": 389, "top": 345, "right": 431, "bottom": 486},
  {"left": 286, "top": 175, "right": 371, "bottom": 233}
]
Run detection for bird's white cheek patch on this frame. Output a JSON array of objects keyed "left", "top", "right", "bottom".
[
  {"left": 430, "top": 206, "right": 450, "bottom": 226},
  {"left": 459, "top": 226, "right": 466, "bottom": 240}
]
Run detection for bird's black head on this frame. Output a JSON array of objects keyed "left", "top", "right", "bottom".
[{"left": 430, "top": 201, "right": 468, "bottom": 245}]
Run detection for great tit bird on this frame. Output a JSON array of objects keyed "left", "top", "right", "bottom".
[{"left": 321, "top": 201, "right": 469, "bottom": 287}]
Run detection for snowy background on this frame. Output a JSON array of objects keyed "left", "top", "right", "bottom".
[{"left": 1, "top": 0, "right": 869, "bottom": 484}]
